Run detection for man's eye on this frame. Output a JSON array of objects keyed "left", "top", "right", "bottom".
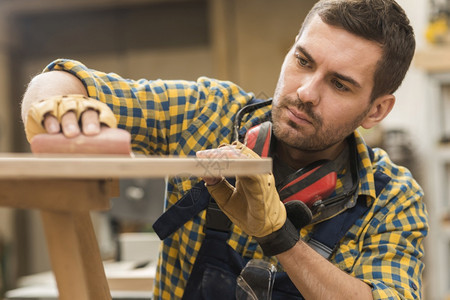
[
  {"left": 295, "top": 53, "right": 308, "bottom": 67},
  {"left": 332, "top": 79, "right": 348, "bottom": 91},
  {"left": 298, "top": 57, "right": 308, "bottom": 66}
]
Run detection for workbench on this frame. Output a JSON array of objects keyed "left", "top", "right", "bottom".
[{"left": 0, "top": 154, "right": 271, "bottom": 300}]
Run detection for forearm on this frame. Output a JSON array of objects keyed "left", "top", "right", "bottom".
[
  {"left": 277, "top": 240, "right": 373, "bottom": 300},
  {"left": 21, "top": 70, "right": 87, "bottom": 124}
]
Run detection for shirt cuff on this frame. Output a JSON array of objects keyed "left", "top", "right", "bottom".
[
  {"left": 43, "top": 58, "right": 103, "bottom": 100},
  {"left": 362, "top": 279, "right": 418, "bottom": 300}
]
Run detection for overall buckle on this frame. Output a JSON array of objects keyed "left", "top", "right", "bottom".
[{"left": 205, "top": 200, "right": 232, "bottom": 232}]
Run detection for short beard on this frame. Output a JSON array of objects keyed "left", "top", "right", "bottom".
[{"left": 272, "top": 95, "right": 370, "bottom": 152}]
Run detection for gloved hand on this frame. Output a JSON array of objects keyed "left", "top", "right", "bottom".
[
  {"left": 284, "top": 200, "right": 313, "bottom": 230},
  {"left": 25, "top": 94, "right": 117, "bottom": 142},
  {"left": 197, "top": 141, "right": 303, "bottom": 256}
]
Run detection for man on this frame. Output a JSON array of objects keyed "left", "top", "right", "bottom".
[{"left": 21, "top": 0, "right": 428, "bottom": 299}]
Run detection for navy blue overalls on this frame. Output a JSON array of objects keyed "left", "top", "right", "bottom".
[{"left": 153, "top": 111, "right": 390, "bottom": 299}]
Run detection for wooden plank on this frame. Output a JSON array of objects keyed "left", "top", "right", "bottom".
[
  {"left": 0, "top": 179, "right": 111, "bottom": 211},
  {"left": 41, "top": 211, "right": 111, "bottom": 300},
  {"left": 109, "top": 178, "right": 120, "bottom": 197},
  {"left": 0, "top": 177, "right": 116, "bottom": 299},
  {"left": 73, "top": 212, "right": 112, "bottom": 299},
  {"left": 107, "top": 277, "right": 153, "bottom": 292},
  {"left": 40, "top": 211, "right": 89, "bottom": 300},
  {"left": 0, "top": 154, "right": 272, "bottom": 179},
  {"left": 0, "top": 153, "right": 271, "bottom": 299}
]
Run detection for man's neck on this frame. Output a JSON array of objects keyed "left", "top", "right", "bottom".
[{"left": 274, "top": 140, "right": 347, "bottom": 170}]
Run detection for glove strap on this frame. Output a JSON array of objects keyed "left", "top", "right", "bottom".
[{"left": 255, "top": 219, "right": 299, "bottom": 256}]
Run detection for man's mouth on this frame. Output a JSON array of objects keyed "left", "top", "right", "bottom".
[{"left": 286, "top": 107, "right": 313, "bottom": 126}]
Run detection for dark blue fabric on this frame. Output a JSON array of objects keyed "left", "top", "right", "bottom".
[
  {"left": 153, "top": 143, "right": 392, "bottom": 299},
  {"left": 374, "top": 170, "right": 391, "bottom": 196},
  {"left": 181, "top": 229, "right": 304, "bottom": 300},
  {"left": 309, "top": 196, "right": 370, "bottom": 252},
  {"left": 272, "top": 272, "right": 304, "bottom": 299},
  {"left": 181, "top": 229, "right": 246, "bottom": 300},
  {"left": 309, "top": 148, "right": 391, "bottom": 254},
  {"left": 152, "top": 181, "right": 210, "bottom": 240}
]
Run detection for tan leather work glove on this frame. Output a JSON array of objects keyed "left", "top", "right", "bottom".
[
  {"left": 197, "top": 141, "right": 300, "bottom": 256},
  {"left": 25, "top": 94, "right": 117, "bottom": 142}
]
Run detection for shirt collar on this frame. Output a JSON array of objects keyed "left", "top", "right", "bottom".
[{"left": 353, "top": 130, "right": 377, "bottom": 205}]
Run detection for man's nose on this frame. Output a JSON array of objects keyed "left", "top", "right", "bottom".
[{"left": 296, "top": 75, "right": 320, "bottom": 106}]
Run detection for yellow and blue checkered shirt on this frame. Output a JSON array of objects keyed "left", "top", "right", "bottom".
[{"left": 45, "top": 59, "right": 428, "bottom": 300}]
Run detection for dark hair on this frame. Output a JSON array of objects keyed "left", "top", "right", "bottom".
[{"left": 300, "top": 0, "right": 415, "bottom": 101}]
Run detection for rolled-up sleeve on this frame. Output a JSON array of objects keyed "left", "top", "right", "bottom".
[
  {"left": 44, "top": 59, "right": 258, "bottom": 155},
  {"left": 354, "top": 177, "right": 428, "bottom": 299}
]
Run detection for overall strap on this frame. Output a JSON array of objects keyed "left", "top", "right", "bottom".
[
  {"left": 152, "top": 181, "right": 210, "bottom": 240},
  {"left": 307, "top": 147, "right": 391, "bottom": 259},
  {"left": 154, "top": 99, "right": 270, "bottom": 239},
  {"left": 204, "top": 178, "right": 236, "bottom": 232},
  {"left": 153, "top": 179, "right": 235, "bottom": 240}
]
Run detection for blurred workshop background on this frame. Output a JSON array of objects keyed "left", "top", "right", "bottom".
[{"left": 0, "top": 0, "right": 448, "bottom": 299}]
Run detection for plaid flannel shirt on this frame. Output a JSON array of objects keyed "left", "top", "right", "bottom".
[{"left": 45, "top": 59, "right": 428, "bottom": 300}]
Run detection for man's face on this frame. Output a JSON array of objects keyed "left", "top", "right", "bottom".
[{"left": 272, "top": 15, "right": 383, "bottom": 152}]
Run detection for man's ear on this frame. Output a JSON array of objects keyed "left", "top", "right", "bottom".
[{"left": 360, "top": 94, "right": 395, "bottom": 129}]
